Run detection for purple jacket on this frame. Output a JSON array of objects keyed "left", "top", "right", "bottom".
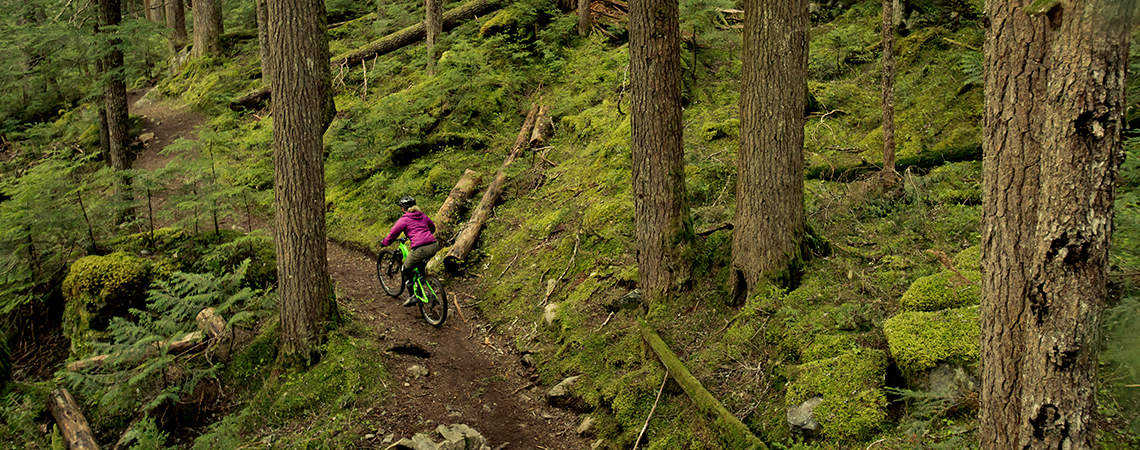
[{"left": 381, "top": 210, "right": 437, "bottom": 248}]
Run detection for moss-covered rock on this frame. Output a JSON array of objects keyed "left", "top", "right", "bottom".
[
  {"left": 883, "top": 305, "right": 980, "bottom": 379},
  {"left": 898, "top": 270, "right": 980, "bottom": 311},
  {"left": 951, "top": 245, "right": 981, "bottom": 271},
  {"left": 61, "top": 253, "right": 153, "bottom": 355},
  {"left": 199, "top": 234, "right": 276, "bottom": 287},
  {"left": 802, "top": 333, "right": 859, "bottom": 361},
  {"left": 785, "top": 348, "right": 888, "bottom": 441}
]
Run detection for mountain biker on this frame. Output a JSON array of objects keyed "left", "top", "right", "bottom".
[{"left": 380, "top": 196, "right": 440, "bottom": 306}]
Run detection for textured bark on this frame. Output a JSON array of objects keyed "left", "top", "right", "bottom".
[
  {"left": 731, "top": 0, "right": 806, "bottom": 300},
  {"left": 94, "top": 59, "right": 110, "bottom": 156},
  {"left": 167, "top": 0, "right": 187, "bottom": 49},
  {"left": 440, "top": 104, "right": 540, "bottom": 273},
  {"left": 191, "top": 0, "right": 223, "bottom": 57},
  {"left": 435, "top": 169, "right": 482, "bottom": 240},
  {"left": 629, "top": 0, "right": 690, "bottom": 305},
  {"left": 255, "top": 0, "right": 271, "bottom": 85},
  {"left": 529, "top": 104, "right": 553, "bottom": 145},
  {"left": 424, "top": 0, "right": 442, "bottom": 71},
  {"left": 46, "top": 389, "right": 98, "bottom": 450},
  {"left": 879, "top": 0, "right": 896, "bottom": 176},
  {"left": 577, "top": 0, "right": 592, "bottom": 36},
  {"left": 99, "top": 0, "right": 133, "bottom": 223},
  {"left": 981, "top": 0, "right": 1133, "bottom": 447},
  {"left": 230, "top": 0, "right": 504, "bottom": 110},
  {"left": 268, "top": 0, "right": 335, "bottom": 365}
]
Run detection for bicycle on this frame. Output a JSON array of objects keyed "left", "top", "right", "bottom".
[{"left": 376, "top": 238, "right": 448, "bottom": 327}]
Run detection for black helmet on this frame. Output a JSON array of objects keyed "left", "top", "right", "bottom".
[{"left": 397, "top": 196, "right": 416, "bottom": 208}]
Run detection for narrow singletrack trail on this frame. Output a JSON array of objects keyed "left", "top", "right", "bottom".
[{"left": 130, "top": 90, "right": 588, "bottom": 449}]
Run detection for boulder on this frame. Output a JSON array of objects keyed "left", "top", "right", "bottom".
[
  {"left": 546, "top": 375, "right": 588, "bottom": 411},
  {"left": 786, "top": 396, "right": 823, "bottom": 433},
  {"left": 61, "top": 253, "right": 153, "bottom": 356},
  {"left": 898, "top": 270, "right": 980, "bottom": 311},
  {"left": 883, "top": 305, "right": 980, "bottom": 380},
  {"left": 785, "top": 348, "right": 888, "bottom": 441}
]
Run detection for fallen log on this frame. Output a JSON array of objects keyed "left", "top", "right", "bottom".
[
  {"left": 196, "top": 307, "right": 232, "bottom": 358},
  {"left": 329, "top": 12, "right": 377, "bottom": 29},
  {"left": 47, "top": 388, "right": 99, "bottom": 450},
  {"left": 229, "top": 0, "right": 506, "bottom": 110},
  {"left": 435, "top": 169, "right": 483, "bottom": 240},
  {"left": 66, "top": 331, "right": 204, "bottom": 372},
  {"left": 529, "top": 105, "right": 553, "bottom": 146},
  {"left": 638, "top": 321, "right": 765, "bottom": 449},
  {"left": 436, "top": 103, "right": 541, "bottom": 273}
]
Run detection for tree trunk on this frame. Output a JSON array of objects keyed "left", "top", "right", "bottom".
[
  {"left": 435, "top": 169, "right": 482, "bottom": 240},
  {"left": 439, "top": 104, "right": 540, "bottom": 273},
  {"left": 629, "top": 0, "right": 689, "bottom": 306},
  {"left": 95, "top": 60, "right": 111, "bottom": 156},
  {"left": 99, "top": 0, "right": 134, "bottom": 224},
  {"left": 46, "top": 389, "right": 98, "bottom": 450},
  {"left": 981, "top": 0, "right": 1134, "bottom": 448},
  {"left": 424, "top": 0, "right": 442, "bottom": 71},
  {"left": 731, "top": 0, "right": 806, "bottom": 301},
  {"left": 268, "top": 0, "right": 335, "bottom": 366},
  {"left": 880, "top": 0, "right": 896, "bottom": 177},
  {"left": 256, "top": 0, "right": 271, "bottom": 85},
  {"left": 577, "top": 0, "right": 591, "bottom": 36},
  {"left": 192, "top": 0, "right": 223, "bottom": 57},
  {"left": 167, "top": 0, "right": 187, "bottom": 50}
]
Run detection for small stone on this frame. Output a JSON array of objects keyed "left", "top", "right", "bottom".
[
  {"left": 365, "top": 434, "right": 376, "bottom": 440},
  {"left": 138, "top": 132, "right": 155, "bottom": 144},
  {"left": 576, "top": 416, "right": 596, "bottom": 436},
  {"left": 590, "top": 438, "right": 606, "bottom": 450},
  {"left": 546, "top": 375, "right": 587, "bottom": 411},
  {"left": 408, "top": 364, "right": 430, "bottom": 378},
  {"left": 383, "top": 434, "right": 395, "bottom": 444},
  {"left": 520, "top": 353, "right": 535, "bottom": 367},
  {"left": 787, "top": 396, "right": 823, "bottom": 432}
]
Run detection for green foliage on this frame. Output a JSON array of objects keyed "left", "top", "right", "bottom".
[
  {"left": 200, "top": 234, "right": 277, "bottom": 288},
  {"left": 883, "top": 306, "right": 980, "bottom": 378},
  {"left": 785, "top": 348, "right": 889, "bottom": 441},
  {"left": 898, "top": 270, "right": 980, "bottom": 311},
  {"left": 61, "top": 253, "right": 153, "bottom": 356},
  {"left": 0, "top": 381, "right": 51, "bottom": 447}
]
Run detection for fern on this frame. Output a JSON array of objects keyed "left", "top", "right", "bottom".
[{"left": 956, "top": 50, "right": 983, "bottom": 89}]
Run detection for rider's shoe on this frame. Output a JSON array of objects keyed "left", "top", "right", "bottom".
[
  {"left": 402, "top": 280, "right": 417, "bottom": 307},
  {"left": 402, "top": 297, "right": 418, "bottom": 307}
]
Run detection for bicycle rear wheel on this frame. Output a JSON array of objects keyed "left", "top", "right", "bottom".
[
  {"left": 376, "top": 250, "right": 404, "bottom": 297},
  {"left": 417, "top": 276, "right": 448, "bottom": 327}
]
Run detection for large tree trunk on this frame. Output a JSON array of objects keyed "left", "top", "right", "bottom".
[
  {"left": 256, "top": 0, "right": 271, "bottom": 85},
  {"left": 47, "top": 389, "right": 98, "bottom": 450},
  {"left": 424, "top": 0, "right": 442, "bottom": 71},
  {"left": 435, "top": 169, "right": 482, "bottom": 240},
  {"left": 167, "top": 0, "right": 187, "bottom": 50},
  {"left": 192, "top": 0, "right": 223, "bottom": 57},
  {"left": 439, "top": 104, "right": 540, "bottom": 273},
  {"left": 981, "top": 0, "right": 1133, "bottom": 447},
  {"left": 577, "top": 0, "right": 591, "bottom": 36},
  {"left": 629, "top": 0, "right": 689, "bottom": 306},
  {"left": 879, "top": 0, "right": 896, "bottom": 177},
  {"left": 731, "top": 0, "right": 806, "bottom": 300},
  {"left": 268, "top": 0, "right": 335, "bottom": 366},
  {"left": 99, "top": 0, "right": 134, "bottom": 224}
]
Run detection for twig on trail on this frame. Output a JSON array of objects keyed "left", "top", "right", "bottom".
[
  {"left": 633, "top": 375, "right": 668, "bottom": 450},
  {"left": 594, "top": 311, "right": 615, "bottom": 331},
  {"left": 452, "top": 298, "right": 469, "bottom": 323},
  {"left": 510, "top": 382, "right": 534, "bottom": 395},
  {"left": 498, "top": 253, "right": 522, "bottom": 279},
  {"left": 559, "top": 234, "right": 581, "bottom": 281}
]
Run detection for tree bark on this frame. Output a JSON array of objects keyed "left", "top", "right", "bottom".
[
  {"left": 577, "top": 0, "right": 592, "bottom": 36},
  {"left": 435, "top": 169, "right": 482, "bottom": 240},
  {"left": 439, "top": 104, "right": 540, "bottom": 273},
  {"left": 629, "top": 0, "right": 689, "bottom": 306},
  {"left": 268, "top": 0, "right": 335, "bottom": 366},
  {"left": 731, "top": 0, "right": 806, "bottom": 300},
  {"left": 424, "top": 0, "right": 442, "bottom": 71},
  {"left": 529, "top": 105, "right": 553, "bottom": 146},
  {"left": 99, "top": 0, "right": 134, "bottom": 224},
  {"left": 192, "top": 0, "right": 223, "bottom": 57},
  {"left": 167, "top": 0, "right": 187, "bottom": 50},
  {"left": 256, "top": 0, "right": 271, "bottom": 85},
  {"left": 880, "top": 0, "right": 896, "bottom": 177},
  {"left": 981, "top": 0, "right": 1134, "bottom": 447},
  {"left": 47, "top": 389, "right": 98, "bottom": 450}
]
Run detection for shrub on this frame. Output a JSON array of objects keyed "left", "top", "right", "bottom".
[
  {"left": 899, "top": 270, "right": 980, "bottom": 311},
  {"left": 883, "top": 306, "right": 980, "bottom": 378}
]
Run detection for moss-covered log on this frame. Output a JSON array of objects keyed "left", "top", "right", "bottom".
[
  {"left": 638, "top": 321, "right": 765, "bottom": 449},
  {"left": 47, "top": 388, "right": 99, "bottom": 450},
  {"left": 806, "top": 143, "right": 981, "bottom": 181},
  {"left": 438, "top": 103, "right": 540, "bottom": 274},
  {"left": 529, "top": 105, "right": 553, "bottom": 145},
  {"left": 435, "top": 169, "right": 482, "bottom": 241},
  {"left": 66, "top": 331, "right": 205, "bottom": 372},
  {"left": 229, "top": 0, "right": 505, "bottom": 110}
]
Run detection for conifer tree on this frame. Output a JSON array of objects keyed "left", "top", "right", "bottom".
[{"left": 192, "top": 0, "right": 223, "bottom": 57}]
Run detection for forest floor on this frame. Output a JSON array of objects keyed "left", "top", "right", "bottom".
[{"left": 130, "top": 89, "right": 589, "bottom": 448}]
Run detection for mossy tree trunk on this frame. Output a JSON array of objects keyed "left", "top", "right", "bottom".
[
  {"left": 268, "top": 0, "right": 336, "bottom": 366},
  {"left": 629, "top": 0, "right": 690, "bottom": 306},
  {"left": 167, "top": 0, "right": 187, "bottom": 50},
  {"left": 99, "top": 0, "right": 134, "bottom": 224},
  {"left": 424, "top": 0, "right": 442, "bottom": 71},
  {"left": 981, "top": 0, "right": 1134, "bottom": 447},
  {"left": 879, "top": 0, "right": 896, "bottom": 177},
  {"left": 577, "top": 0, "right": 591, "bottom": 36},
  {"left": 192, "top": 0, "right": 223, "bottom": 57},
  {"left": 731, "top": 0, "right": 806, "bottom": 301}
]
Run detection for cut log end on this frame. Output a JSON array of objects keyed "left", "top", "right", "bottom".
[{"left": 47, "top": 389, "right": 99, "bottom": 450}]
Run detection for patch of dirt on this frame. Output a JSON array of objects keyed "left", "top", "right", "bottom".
[{"left": 130, "top": 89, "right": 205, "bottom": 172}]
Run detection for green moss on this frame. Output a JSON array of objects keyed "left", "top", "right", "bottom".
[
  {"left": 61, "top": 253, "right": 153, "bottom": 355},
  {"left": 786, "top": 348, "right": 888, "bottom": 441},
  {"left": 883, "top": 306, "right": 980, "bottom": 378},
  {"left": 898, "top": 270, "right": 980, "bottom": 311},
  {"left": 951, "top": 245, "right": 981, "bottom": 271},
  {"left": 802, "top": 333, "right": 859, "bottom": 361},
  {"left": 199, "top": 233, "right": 277, "bottom": 287}
]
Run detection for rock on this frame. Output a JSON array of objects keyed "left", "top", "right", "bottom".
[
  {"left": 546, "top": 375, "right": 587, "bottom": 411},
  {"left": 138, "top": 132, "right": 155, "bottom": 145},
  {"left": 520, "top": 353, "right": 535, "bottom": 367},
  {"left": 576, "top": 416, "right": 596, "bottom": 436},
  {"left": 543, "top": 303, "right": 560, "bottom": 326},
  {"left": 365, "top": 434, "right": 376, "bottom": 440},
  {"left": 590, "top": 438, "right": 606, "bottom": 450},
  {"left": 605, "top": 289, "right": 642, "bottom": 312},
  {"left": 786, "top": 396, "right": 823, "bottom": 432},
  {"left": 408, "top": 364, "right": 430, "bottom": 378}
]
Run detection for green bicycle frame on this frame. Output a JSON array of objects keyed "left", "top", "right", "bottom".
[{"left": 397, "top": 241, "right": 438, "bottom": 303}]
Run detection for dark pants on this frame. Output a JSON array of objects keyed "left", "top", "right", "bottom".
[{"left": 402, "top": 241, "right": 440, "bottom": 282}]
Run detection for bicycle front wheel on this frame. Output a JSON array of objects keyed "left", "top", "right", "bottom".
[
  {"left": 417, "top": 276, "right": 448, "bottom": 327},
  {"left": 377, "top": 250, "right": 404, "bottom": 297}
]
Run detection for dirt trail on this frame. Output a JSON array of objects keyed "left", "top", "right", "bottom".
[{"left": 130, "top": 91, "right": 588, "bottom": 449}]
